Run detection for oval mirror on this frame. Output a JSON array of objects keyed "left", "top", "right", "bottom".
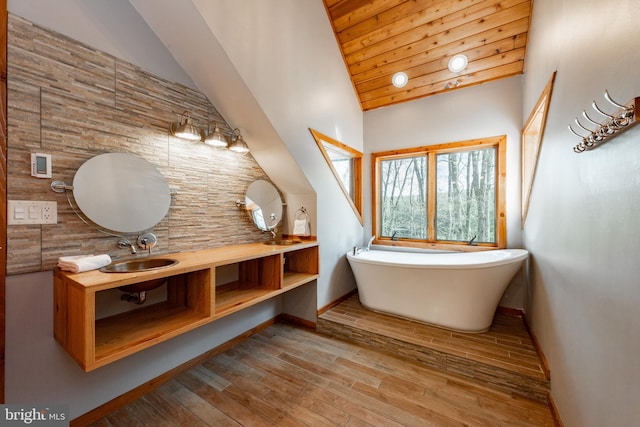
[
  {"left": 72, "top": 152, "right": 171, "bottom": 233},
  {"left": 244, "top": 180, "right": 282, "bottom": 231}
]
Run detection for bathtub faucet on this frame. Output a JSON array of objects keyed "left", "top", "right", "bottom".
[
  {"left": 353, "top": 236, "right": 376, "bottom": 256},
  {"left": 367, "top": 236, "right": 375, "bottom": 250}
]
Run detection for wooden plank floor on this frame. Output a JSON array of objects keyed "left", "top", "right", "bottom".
[
  {"left": 317, "top": 295, "right": 550, "bottom": 402},
  {"left": 88, "top": 322, "right": 555, "bottom": 426}
]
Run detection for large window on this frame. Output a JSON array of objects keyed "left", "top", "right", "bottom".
[{"left": 372, "top": 136, "right": 506, "bottom": 249}]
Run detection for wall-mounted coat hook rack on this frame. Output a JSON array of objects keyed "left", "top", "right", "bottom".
[{"left": 569, "top": 90, "right": 639, "bottom": 153}]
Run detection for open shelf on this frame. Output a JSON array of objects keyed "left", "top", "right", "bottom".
[
  {"left": 215, "top": 282, "right": 274, "bottom": 315},
  {"left": 95, "top": 302, "right": 210, "bottom": 363},
  {"left": 282, "top": 272, "right": 313, "bottom": 289},
  {"left": 283, "top": 245, "right": 319, "bottom": 287},
  {"left": 54, "top": 241, "right": 319, "bottom": 371}
]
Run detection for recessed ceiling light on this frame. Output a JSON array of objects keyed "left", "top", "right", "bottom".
[
  {"left": 448, "top": 54, "right": 468, "bottom": 73},
  {"left": 392, "top": 71, "right": 408, "bottom": 88}
]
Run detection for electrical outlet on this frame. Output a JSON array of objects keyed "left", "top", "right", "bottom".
[
  {"left": 42, "top": 204, "right": 53, "bottom": 221},
  {"left": 8, "top": 200, "right": 57, "bottom": 225}
]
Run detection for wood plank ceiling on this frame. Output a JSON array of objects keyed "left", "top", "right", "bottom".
[{"left": 323, "top": 0, "right": 532, "bottom": 111}]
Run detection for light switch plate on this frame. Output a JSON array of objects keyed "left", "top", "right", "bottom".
[{"left": 8, "top": 200, "right": 57, "bottom": 225}]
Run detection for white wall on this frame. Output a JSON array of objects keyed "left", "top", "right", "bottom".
[
  {"left": 198, "top": 0, "right": 364, "bottom": 309},
  {"left": 522, "top": 1, "right": 640, "bottom": 426},
  {"left": 130, "top": 0, "right": 365, "bottom": 309},
  {"left": 364, "top": 76, "right": 526, "bottom": 307}
]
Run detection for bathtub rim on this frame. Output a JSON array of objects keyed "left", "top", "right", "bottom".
[{"left": 346, "top": 248, "right": 528, "bottom": 270}]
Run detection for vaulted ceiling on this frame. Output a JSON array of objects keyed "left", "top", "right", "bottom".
[{"left": 323, "top": 0, "right": 532, "bottom": 111}]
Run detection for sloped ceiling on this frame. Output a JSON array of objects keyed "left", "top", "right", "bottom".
[
  {"left": 323, "top": 0, "right": 532, "bottom": 111},
  {"left": 128, "top": 0, "right": 314, "bottom": 196}
]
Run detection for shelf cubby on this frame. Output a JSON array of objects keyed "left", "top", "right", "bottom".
[
  {"left": 283, "top": 245, "right": 319, "bottom": 288},
  {"left": 214, "top": 253, "right": 282, "bottom": 315}
]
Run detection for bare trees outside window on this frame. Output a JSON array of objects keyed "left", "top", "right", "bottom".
[
  {"left": 436, "top": 148, "right": 496, "bottom": 243},
  {"left": 372, "top": 136, "right": 506, "bottom": 250},
  {"left": 380, "top": 156, "right": 427, "bottom": 239}
]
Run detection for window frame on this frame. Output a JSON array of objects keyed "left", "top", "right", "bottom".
[
  {"left": 522, "top": 71, "right": 556, "bottom": 228},
  {"left": 310, "top": 128, "right": 363, "bottom": 224},
  {"left": 372, "top": 135, "right": 507, "bottom": 251}
]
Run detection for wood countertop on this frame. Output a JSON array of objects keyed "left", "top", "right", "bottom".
[{"left": 58, "top": 241, "right": 319, "bottom": 292}]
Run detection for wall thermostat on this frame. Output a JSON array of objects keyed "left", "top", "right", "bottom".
[{"left": 31, "top": 152, "right": 52, "bottom": 178}]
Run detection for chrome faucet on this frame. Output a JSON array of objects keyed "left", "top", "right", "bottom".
[
  {"left": 353, "top": 236, "right": 376, "bottom": 256},
  {"left": 118, "top": 239, "right": 137, "bottom": 255},
  {"left": 367, "top": 236, "right": 375, "bottom": 250}
]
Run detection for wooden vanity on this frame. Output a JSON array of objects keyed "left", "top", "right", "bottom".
[{"left": 54, "top": 241, "right": 319, "bottom": 371}]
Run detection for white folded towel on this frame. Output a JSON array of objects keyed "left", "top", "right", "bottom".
[
  {"left": 293, "top": 219, "right": 308, "bottom": 236},
  {"left": 57, "top": 254, "right": 112, "bottom": 273}
]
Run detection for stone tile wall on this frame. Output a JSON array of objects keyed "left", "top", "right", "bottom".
[{"left": 7, "top": 14, "right": 273, "bottom": 275}]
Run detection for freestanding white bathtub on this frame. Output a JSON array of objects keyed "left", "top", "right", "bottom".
[{"left": 346, "top": 247, "right": 528, "bottom": 333}]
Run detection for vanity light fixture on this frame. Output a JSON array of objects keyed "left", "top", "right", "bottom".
[
  {"left": 169, "top": 111, "right": 202, "bottom": 141},
  {"left": 169, "top": 112, "right": 249, "bottom": 154},
  {"left": 203, "top": 122, "right": 228, "bottom": 147},
  {"left": 228, "top": 128, "right": 250, "bottom": 154},
  {"left": 392, "top": 71, "right": 408, "bottom": 88},
  {"left": 448, "top": 54, "right": 468, "bottom": 73}
]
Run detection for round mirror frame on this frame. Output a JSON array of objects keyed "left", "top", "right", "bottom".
[
  {"left": 244, "top": 180, "right": 282, "bottom": 232},
  {"left": 72, "top": 152, "right": 171, "bottom": 234}
]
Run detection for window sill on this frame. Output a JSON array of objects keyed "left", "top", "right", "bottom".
[{"left": 374, "top": 239, "right": 502, "bottom": 252}]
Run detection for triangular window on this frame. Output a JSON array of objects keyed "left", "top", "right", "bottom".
[{"left": 310, "top": 129, "right": 363, "bottom": 224}]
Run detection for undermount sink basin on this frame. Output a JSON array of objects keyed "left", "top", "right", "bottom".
[
  {"left": 263, "top": 239, "right": 303, "bottom": 246},
  {"left": 100, "top": 258, "right": 179, "bottom": 273}
]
